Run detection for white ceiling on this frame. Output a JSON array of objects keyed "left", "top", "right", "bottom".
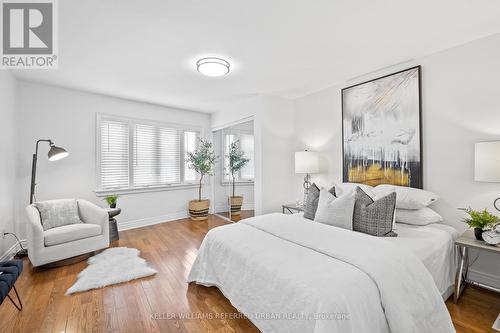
[{"left": 11, "top": 0, "right": 500, "bottom": 113}]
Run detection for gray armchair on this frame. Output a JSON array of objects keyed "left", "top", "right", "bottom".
[{"left": 25, "top": 199, "right": 109, "bottom": 267}]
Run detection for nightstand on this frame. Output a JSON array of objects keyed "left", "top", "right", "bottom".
[
  {"left": 282, "top": 203, "right": 304, "bottom": 214},
  {"left": 454, "top": 229, "right": 500, "bottom": 303}
]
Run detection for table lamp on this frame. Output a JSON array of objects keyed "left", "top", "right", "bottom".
[{"left": 295, "top": 151, "right": 319, "bottom": 204}]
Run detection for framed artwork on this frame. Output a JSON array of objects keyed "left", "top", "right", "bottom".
[{"left": 341, "top": 66, "right": 422, "bottom": 188}]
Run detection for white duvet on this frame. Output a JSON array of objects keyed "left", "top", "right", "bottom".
[
  {"left": 390, "top": 222, "right": 458, "bottom": 297},
  {"left": 188, "top": 213, "right": 455, "bottom": 333}
]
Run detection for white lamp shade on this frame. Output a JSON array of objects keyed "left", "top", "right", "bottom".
[
  {"left": 295, "top": 151, "right": 319, "bottom": 174},
  {"left": 475, "top": 141, "right": 500, "bottom": 182}
]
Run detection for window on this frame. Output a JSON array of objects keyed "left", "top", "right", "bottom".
[
  {"left": 223, "top": 131, "right": 254, "bottom": 181},
  {"left": 239, "top": 133, "right": 254, "bottom": 180},
  {"left": 98, "top": 115, "right": 200, "bottom": 191},
  {"left": 100, "top": 119, "right": 129, "bottom": 189},
  {"left": 134, "top": 124, "right": 180, "bottom": 186},
  {"left": 184, "top": 131, "right": 198, "bottom": 182}
]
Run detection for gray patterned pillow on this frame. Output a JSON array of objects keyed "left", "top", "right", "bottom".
[
  {"left": 35, "top": 199, "right": 83, "bottom": 231},
  {"left": 353, "top": 187, "right": 397, "bottom": 237},
  {"left": 303, "top": 184, "right": 336, "bottom": 220}
]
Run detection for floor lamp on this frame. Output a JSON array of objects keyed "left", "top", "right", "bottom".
[{"left": 30, "top": 139, "right": 69, "bottom": 204}]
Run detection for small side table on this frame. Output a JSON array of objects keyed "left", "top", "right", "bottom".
[
  {"left": 454, "top": 230, "right": 500, "bottom": 303},
  {"left": 106, "top": 208, "right": 121, "bottom": 242},
  {"left": 282, "top": 204, "right": 304, "bottom": 214}
]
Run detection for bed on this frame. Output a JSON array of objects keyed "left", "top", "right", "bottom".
[
  {"left": 188, "top": 213, "right": 457, "bottom": 333},
  {"left": 389, "top": 221, "right": 459, "bottom": 298}
]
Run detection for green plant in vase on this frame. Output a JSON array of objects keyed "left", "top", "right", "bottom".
[
  {"left": 462, "top": 207, "right": 499, "bottom": 240},
  {"left": 104, "top": 194, "right": 119, "bottom": 208}
]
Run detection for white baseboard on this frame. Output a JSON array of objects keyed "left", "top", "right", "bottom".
[
  {"left": 118, "top": 211, "right": 189, "bottom": 231},
  {"left": 0, "top": 240, "right": 28, "bottom": 262},
  {"left": 214, "top": 203, "right": 254, "bottom": 213},
  {"left": 468, "top": 268, "right": 500, "bottom": 290}
]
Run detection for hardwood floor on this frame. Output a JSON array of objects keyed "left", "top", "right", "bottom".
[
  {"left": 447, "top": 286, "right": 500, "bottom": 333},
  {"left": 0, "top": 214, "right": 498, "bottom": 333},
  {"left": 215, "top": 210, "right": 255, "bottom": 222}
]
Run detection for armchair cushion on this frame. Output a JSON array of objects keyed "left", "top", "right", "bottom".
[
  {"left": 44, "top": 223, "right": 102, "bottom": 247},
  {"left": 35, "top": 199, "right": 82, "bottom": 231}
]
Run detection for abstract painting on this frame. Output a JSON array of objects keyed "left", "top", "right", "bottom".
[{"left": 342, "top": 66, "right": 422, "bottom": 188}]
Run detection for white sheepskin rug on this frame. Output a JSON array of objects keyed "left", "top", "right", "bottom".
[{"left": 66, "top": 247, "right": 157, "bottom": 295}]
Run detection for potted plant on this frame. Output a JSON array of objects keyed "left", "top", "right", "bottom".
[
  {"left": 462, "top": 207, "right": 499, "bottom": 240},
  {"left": 186, "top": 138, "right": 217, "bottom": 220},
  {"left": 104, "top": 194, "right": 119, "bottom": 208},
  {"left": 227, "top": 140, "right": 250, "bottom": 216}
]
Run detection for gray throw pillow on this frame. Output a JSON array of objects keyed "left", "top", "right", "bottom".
[
  {"left": 35, "top": 199, "right": 83, "bottom": 231},
  {"left": 303, "top": 184, "right": 336, "bottom": 220},
  {"left": 353, "top": 187, "right": 397, "bottom": 237}
]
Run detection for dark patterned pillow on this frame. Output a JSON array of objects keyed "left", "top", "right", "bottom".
[
  {"left": 353, "top": 187, "right": 397, "bottom": 237},
  {"left": 303, "top": 184, "right": 336, "bottom": 220}
]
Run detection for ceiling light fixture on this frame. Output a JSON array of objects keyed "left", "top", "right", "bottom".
[{"left": 196, "top": 57, "right": 230, "bottom": 77}]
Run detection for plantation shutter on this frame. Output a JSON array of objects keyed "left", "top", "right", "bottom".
[
  {"left": 184, "top": 131, "right": 199, "bottom": 182},
  {"left": 100, "top": 119, "right": 130, "bottom": 189},
  {"left": 240, "top": 133, "right": 254, "bottom": 180},
  {"left": 133, "top": 124, "right": 181, "bottom": 186}
]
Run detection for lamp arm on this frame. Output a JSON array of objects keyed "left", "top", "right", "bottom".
[
  {"left": 35, "top": 139, "right": 53, "bottom": 155},
  {"left": 30, "top": 139, "right": 53, "bottom": 204},
  {"left": 494, "top": 197, "right": 500, "bottom": 212}
]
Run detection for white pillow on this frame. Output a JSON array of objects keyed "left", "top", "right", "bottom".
[
  {"left": 35, "top": 199, "right": 82, "bottom": 231},
  {"left": 373, "top": 185, "right": 439, "bottom": 210},
  {"left": 314, "top": 188, "right": 355, "bottom": 230},
  {"left": 335, "top": 182, "right": 374, "bottom": 197},
  {"left": 395, "top": 207, "right": 443, "bottom": 226}
]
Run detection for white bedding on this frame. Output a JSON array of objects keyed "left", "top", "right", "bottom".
[
  {"left": 390, "top": 223, "right": 459, "bottom": 297},
  {"left": 298, "top": 211, "right": 458, "bottom": 296},
  {"left": 188, "top": 213, "right": 455, "bottom": 333}
]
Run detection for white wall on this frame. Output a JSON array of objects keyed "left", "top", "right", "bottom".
[
  {"left": 255, "top": 96, "right": 296, "bottom": 214},
  {"left": 0, "top": 71, "right": 17, "bottom": 258},
  {"left": 292, "top": 33, "right": 500, "bottom": 287},
  {"left": 212, "top": 95, "right": 296, "bottom": 215},
  {"left": 211, "top": 96, "right": 259, "bottom": 130},
  {"left": 14, "top": 81, "right": 211, "bottom": 233}
]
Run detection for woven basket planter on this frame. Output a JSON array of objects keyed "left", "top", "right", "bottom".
[
  {"left": 230, "top": 196, "right": 243, "bottom": 216},
  {"left": 189, "top": 199, "right": 210, "bottom": 221}
]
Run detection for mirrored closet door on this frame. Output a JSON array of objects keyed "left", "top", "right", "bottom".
[{"left": 212, "top": 120, "right": 255, "bottom": 222}]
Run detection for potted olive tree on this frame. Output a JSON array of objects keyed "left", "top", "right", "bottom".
[
  {"left": 227, "top": 140, "right": 250, "bottom": 216},
  {"left": 186, "top": 139, "right": 217, "bottom": 220}
]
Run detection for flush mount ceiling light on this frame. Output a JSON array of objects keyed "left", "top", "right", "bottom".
[{"left": 196, "top": 57, "right": 230, "bottom": 77}]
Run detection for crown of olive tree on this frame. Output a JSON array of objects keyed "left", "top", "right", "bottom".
[
  {"left": 227, "top": 140, "right": 250, "bottom": 197},
  {"left": 186, "top": 139, "right": 217, "bottom": 201}
]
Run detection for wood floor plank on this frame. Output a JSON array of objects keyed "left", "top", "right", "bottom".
[{"left": 0, "top": 213, "right": 498, "bottom": 333}]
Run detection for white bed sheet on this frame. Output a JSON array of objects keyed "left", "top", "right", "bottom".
[{"left": 389, "top": 222, "right": 459, "bottom": 297}]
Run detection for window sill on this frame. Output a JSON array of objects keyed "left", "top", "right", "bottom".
[
  {"left": 220, "top": 180, "right": 254, "bottom": 186},
  {"left": 94, "top": 183, "right": 200, "bottom": 197}
]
